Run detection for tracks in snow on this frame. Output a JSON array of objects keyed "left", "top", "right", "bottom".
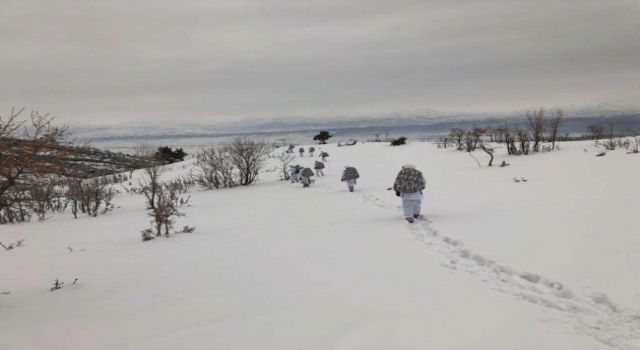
[{"left": 359, "top": 192, "right": 640, "bottom": 350}]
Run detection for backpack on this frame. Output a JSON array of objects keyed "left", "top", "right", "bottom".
[
  {"left": 342, "top": 167, "right": 360, "bottom": 180},
  {"left": 301, "top": 168, "right": 314, "bottom": 177},
  {"left": 393, "top": 168, "right": 425, "bottom": 193},
  {"left": 314, "top": 161, "right": 325, "bottom": 169}
]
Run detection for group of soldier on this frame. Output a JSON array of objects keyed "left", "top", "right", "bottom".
[{"left": 286, "top": 144, "right": 426, "bottom": 223}]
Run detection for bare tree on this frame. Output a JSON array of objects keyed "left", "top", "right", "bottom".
[
  {"left": 526, "top": 108, "right": 546, "bottom": 152},
  {"left": 134, "top": 142, "right": 155, "bottom": 159},
  {"left": 277, "top": 151, "right": 295, "bottom": 181},
  {"left": 516, "top": 129, "right": 531, "bottom": 155},
  {"left": 144, "top": 180, "right": 191, "bottom": 238},
  {"left": 1, "top": 108, "right": 71, "bottom": 223},
  {"left": 480, "top": 144, "right": 495, "bottom": 166},
  {"left": 485, "top": 127, "right": 495, "bottom": 142},
  {"left": 225, "top": 138, "right": 273, "bottom": 186},
  {"left": 604, "top": 119, "right": 617, "bottom": 150},
  {"left": 449, "top": 128, "right": 465, "bottom": 150},
  {"left": 148, "top": 189, "right": 181, "bottom": 237},
  {"left": 464, "top": 130, "right": 476, "bottom": 152},
  {"left": 631, "top": 135, "right": 640, "bottom": 154},
  {"left": 548, "top": 109, "right": 564, "bottom": 150},
  {"left": 493, "top": 127, "right": 506, "bottom": 143},
  {"left": 140, "top": 165, "right": 164, "bottom": 209},
  {"left": 504, "top": 125, "right": 517, "bottom": 155},
  {"left": 586, "top": 124, "right": 605, "bottom": 140}
]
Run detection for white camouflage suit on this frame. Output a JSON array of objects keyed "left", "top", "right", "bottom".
[{"left": 401, "top": 189, "right": 424, "bottom": 219}]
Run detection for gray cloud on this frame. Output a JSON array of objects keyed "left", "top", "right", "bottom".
[{"left": 1, "top": 0, "right": 638, "bottom": 124}]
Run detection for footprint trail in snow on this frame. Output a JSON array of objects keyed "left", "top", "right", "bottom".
[{"left": 360, "top": 193, "right": 640, "bottom": 350}]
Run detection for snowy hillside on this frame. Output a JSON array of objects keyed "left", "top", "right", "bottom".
[{"left": 1, "top": 140, "right": 639, "bottom": 349}]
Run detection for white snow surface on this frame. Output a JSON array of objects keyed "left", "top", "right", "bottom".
[{"left": 1, "top": 140, "right": 639, "bottom": 350}]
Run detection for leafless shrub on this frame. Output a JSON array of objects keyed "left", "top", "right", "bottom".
[
  {"left": 148, "top": 187, "right": 182, "bottom": 237},
  {"left": 178, "top": 225, "right": 196, "bottom": 233},
  {"left": 134, "top": 142, "right": 155, "bottom": 159},
  {"left": 194, "top": 146, "right": 236, "bottom": 189},
  {"left": 603, "top": 120, "right": 617, "bottom": 150},
  {"left": 143, "top": 179, "right": 192, "bottom": 240},
  {"left": 548, "top": 109, "right": 563, "bottom": 150},
  {"left": 480, "top": 144, "right": 495, "bottom": 166},
  {"left": 437, "top": 137, "right": 450, "bottom": 149},
  {"left": 50, "top": 279, "right": 64, "bottom": 291},
  {"left": 504, "top": 125, "right": 518, "bottom": 155},
  {"left": 516, "top": 129, "right": 531, "bottom": 155},
  {"left": 30, "top": 180, "right": 65, "bottom": 221},
  {"left": 0, "top": 239, "right": 25, "bottom": 250},
  {"left": 225, "top": 138, "right": 273, "bottom": 186},
  {"left": 464, "top": 130, "right": 476, "bottom": 152},
  {"left": 83, "top": 179, "right": 117, "bottom": 216},
  {"left": 630, "top": 136, "right": 640, "bottom": 154},
  {"left": 493, "top": 127, "right": 506, "bottom": 143},
  {"left": 140, "top": 165, "right": 164, "bottom": 209},
  {"left": 277, "top": 152, "right": 295, "bottom": 181},
  {"left": 449, "top": 128, "right": 465, "bottom": 150},
  {"left": 586, "top": 124, "right": 605, "bottom": 140},
  {"left": 63, "top": 178, "right": 117, "bottom": 218},
  {"left": 526, "top": 108, "right": 546, "bottom": 152},
  {"left": 165, "top": 177, "right": 195, "bottom": 194},
  {"left": 462, "top": 127, "right": 485, "bottom": 152},
  {"left": 1, "top": 108, "right": 71, "bottom": 223},
  {"left": 141, "top": 228, "right": 155, "bottom": 241}
]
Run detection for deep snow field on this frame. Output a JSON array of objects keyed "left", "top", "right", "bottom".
[{"left": 1, "top": 140, "right": 639, "bottom": 350}]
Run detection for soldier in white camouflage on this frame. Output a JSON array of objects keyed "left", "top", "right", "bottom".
[
  {"left": 300, "top": 167, "right": 314, "bottom": 188},
  {"left": 393, "top": 165, "right": 426, "bottom": 223},
  {"left": 341, "top": 166, "right": 360, "bottom": 192},
  {"left": 314, "top": 161, "right": 325, "bottom": 176}
]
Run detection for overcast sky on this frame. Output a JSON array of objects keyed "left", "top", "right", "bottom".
[{"left": 1, "top": 0, "right": 638, "bottom": 125}]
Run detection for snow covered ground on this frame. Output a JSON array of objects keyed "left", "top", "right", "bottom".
[{"left": 1, "top": 140, "right": 639, "bottom": 349}]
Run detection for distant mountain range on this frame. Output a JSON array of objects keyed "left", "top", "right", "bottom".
[{"left": 74, "top": 106, "right": 640, "bottom": 145}]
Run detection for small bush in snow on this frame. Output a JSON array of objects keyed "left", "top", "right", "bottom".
[
  {"left": 154, "top": 146, "right": 187, "bottom": 164},
  {"left": 0, "top": 239, "right": 25, "bottom": 250},
  {"left": 390, "top": 137, "right": 407, "bottom": 146},
  {"left": 143, "top": 181, "right": 192, "bottom": 239},
  {"left": 141, "top": 229, "right": 155, "bottom": 241},
  {"left": 630, "top": 136, "right": 639, "bottom": 154},
  {"left": 49, "top": 278, "right": 78, "bottom": 291},
  {"left": 313, "top": 130, "right": 332, "bottom": 144},
  {"left": 149, "top": 189, "right": 182, "bottom": 237},
  {"left": 179, "top": 225, "right": 196, "bottom": 233},
  {"left": 50, "top": 279, "right": 64, "bottom": 291},
  {"left": 64, "top": 178, "right": 117, "bottom": 218}
]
